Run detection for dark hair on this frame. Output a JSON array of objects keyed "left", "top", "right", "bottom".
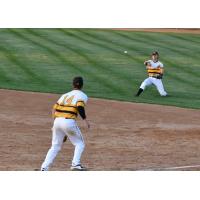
[
  {"left": 152, "top": 51, "right": 159, "bottom": 56},
  {"left": 73, "top": 76, "right": 83, "bottom": 89}
]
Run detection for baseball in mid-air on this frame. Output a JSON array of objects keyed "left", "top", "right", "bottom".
[{"left": 124, "top": 51, "right": 128, "bottom": 54}]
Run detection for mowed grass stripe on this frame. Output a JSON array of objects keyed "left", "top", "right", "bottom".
[
  {"left": 166, "top": 33, "right": 200, "bottom": 46},
  {"left": 63, "top": 28, "right": 143, "bottom": 71},
  {"left": 78, "top": 29, "right": 145, "bottom": 64},
  {"left": 58, "top": 29, "right": 140, "bottom": 85},
  {"left": 0, "top": 35, "right": 45, "bottom": 83},
  {"left": 18, "top": 29, "right": 131, "bottom": 97},
  {"left": 9, "top": 29, "right": 94, "bottom": 80},
  {"left": 7, "top": 29, "right": 115, "bottom": 94},
  {"left": 24, "top": 29, "right": 130, "bottom": 97},
  {"left": 3, "top": 29, "right": 79, "bottom": 92}
]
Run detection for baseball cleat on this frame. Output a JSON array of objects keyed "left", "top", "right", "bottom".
[
  {"left": 41, "top": 167, "right": 48, "bottom": 171},
  {"left": 70, "top": 164, "right": 87, "bottom": 171}
]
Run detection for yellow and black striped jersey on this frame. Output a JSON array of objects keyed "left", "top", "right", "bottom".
[
  {"left": 53, "top": 90, "right": 88, "bottom": 119},
  {"left": 146, "top": 60, "right": 164, "bottom": 77}
]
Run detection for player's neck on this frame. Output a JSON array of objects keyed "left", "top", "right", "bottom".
[
  {"left": 152, "top": 59, "right": 158, "bottom": 63},
  {"left": 73, "top": 87, "right": 82, "bottom": 91}
]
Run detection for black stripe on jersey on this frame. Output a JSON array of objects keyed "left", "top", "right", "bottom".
[
  {"left": 149, "top": 72, "right": 161, "bottom": 74},
  {"left": 77, "top": 100, "right": 84, "bottom": 102},
  {"left": 55, "top": 109, "right": 78, "bottom": 116},
  {"left": 56, "top": 103, "right": 77, "bottom": 109}
]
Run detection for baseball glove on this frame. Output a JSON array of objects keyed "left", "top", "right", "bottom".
[
  {"left": 144, "top": 61, "right": 151, "bottom": 66},
  {"left": 153, "top": 74, "right": 163, "bottom": 79},
  {"left": 156, "top": 74, "right": 163, "bottom": 79}
]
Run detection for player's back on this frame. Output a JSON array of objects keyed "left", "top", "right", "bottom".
[
  {"left": 53, "top": 90, "right": 88, "bottom": 120},
  {"left": 62, "top": 90, "right": 88, "bottom": 106}
]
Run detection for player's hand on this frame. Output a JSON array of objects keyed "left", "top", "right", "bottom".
[
  {"left": 84, "top": 119, "right": 90, "bottom": 129},
  {"left": 144, "top": 61, "right": 150, "bottom": 66}
]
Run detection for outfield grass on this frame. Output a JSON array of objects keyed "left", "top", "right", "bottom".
[{"left": 0, "top": 29, "right": 199, "bottom": 109}]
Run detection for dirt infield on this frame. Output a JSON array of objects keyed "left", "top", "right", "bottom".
[
  {"left": 0, "top": 89, "right": 200, "bottom": 171},
  {"left": 114, "top": 28, "right": 200, "bottom": 34}
]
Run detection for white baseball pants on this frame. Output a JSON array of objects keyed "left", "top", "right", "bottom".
[
  {"left": 41, "top": 118, "right": 85, "bottom": 170},
  {"left": 140, "top": 77, "right": 167, "bottom": 96}
]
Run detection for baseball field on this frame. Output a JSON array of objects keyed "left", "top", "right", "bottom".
[{"left": 0, "top": 29, "right": 200, "bottom": 170}]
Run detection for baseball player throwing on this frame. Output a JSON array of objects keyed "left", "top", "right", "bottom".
[
  {"left": 135, "top": 51, "right": 168, "bottom": 97},
  {"left": 41, "top": 77, "right": 90, "bottom": 171}
]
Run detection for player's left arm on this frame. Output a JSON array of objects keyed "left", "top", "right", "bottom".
[
  {"left": 160, "top": 67, "right": 164, "bottom": 74},
  {"left": 159, "top": 62, "right": 164, "bottom": 74},
  {"left": 77, "top": 96, "right": 90, "bottom": 129},
  {"left": 157, "top": 63, "right": 164, "bottom": 79}
]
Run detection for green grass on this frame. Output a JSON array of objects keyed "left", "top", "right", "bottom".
[{"left": 0, "top": 29, "right": 199, "bottom": 109}]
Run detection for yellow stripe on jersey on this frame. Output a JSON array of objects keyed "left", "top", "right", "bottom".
[
  {"left": 147, "top": 68, "right": 161, "bottom": 77},
  {"left": 76, "top": 101, "right": 85, "bottom": 107},
  {"left": 53, "top": 103, "right": 78, "bottom": 119},
  {"left": 55, "top": 104, "right": 78, "bottom": 114},
  {"left": 147, "top": 69, "right": 161, "bottom": 73},
  {"left": 54, "top": 111, "right": 77, "bottom": 119},
  {"left": 53, "top": 103, "right": 58, "bottom": 110}
]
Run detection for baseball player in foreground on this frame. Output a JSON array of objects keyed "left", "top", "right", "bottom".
[
  {"left": 135, "top": 51, "right": 168, "bottom": 97},
  {"left": 41, "top": 77, "right": 90, "bottom": 171}
]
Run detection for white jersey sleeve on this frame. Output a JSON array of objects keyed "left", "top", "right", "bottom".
[
  {"left": 76, "top": 92, "right": 88, "bottom": 106},
  {"left": 159, "top": 61, "right": 164, "bottom": 68}
]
